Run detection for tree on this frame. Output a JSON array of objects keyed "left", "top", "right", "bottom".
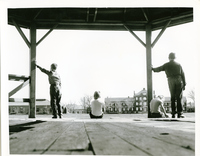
[
  {"left": 80, "top": 95, "right": 93, "bottom": 111},
  {"left": 187, "top": 89, "right": 195, "bottom": 104},
  {"left": 66, "top": 101, "right": 76, "bottom": 113}
]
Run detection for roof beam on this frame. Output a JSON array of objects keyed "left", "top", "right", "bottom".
[
  {"left": 93, "top": 8, "right": 98, "bottom": 22},
  {"left": 86, "top": 8, "right": 89, "bottom": 22},
  {"left": 141, "top": 8, "right": 149, "bottom": 22},
  {"left": 124, "top": 25, "right": 146, "bottom": 48},
  {"left": 152, "top": 20, "right": 171, "bottom": 48},
  {"left": 33, "top": 9, "right": 43, "bottom": 20},
  {"left": 36, "top": 23, "right": 58, "bottom": 46},
  {"left": 12, "top": 19, "right": 30, "bottom": 48}
]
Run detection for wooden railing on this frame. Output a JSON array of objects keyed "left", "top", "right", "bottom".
[{"left": 9, "top": 74, "right": 30, "bottom": 102}]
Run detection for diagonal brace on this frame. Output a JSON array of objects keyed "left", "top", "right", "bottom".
[
  {"left": 12, "top": 19, "right": 31, "bottom": 48},
  {"left": 36, "top": 24, "right": 58, "bottom": 46},
  {"left": 124, "top": 25, "right": 146, "bottom": 48},
  {"left": 9, "top": 79, "right": 30, "bottom": 97},
  {"left": 151, "top": 20, "right": 171, "bottom": 48}
]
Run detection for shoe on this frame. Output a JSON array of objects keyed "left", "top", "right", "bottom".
[
  {"left": 59, "top": 115, "right": 62, "bottom": 119},
  {"left": 52, "top": 116, "right": 57, "bottom": 119},
  {"left": 172, "top": 114, "right": 175, "bottom": 118},
  {"left": 178, "top": 114, "right": 185, "bottom": 118}
]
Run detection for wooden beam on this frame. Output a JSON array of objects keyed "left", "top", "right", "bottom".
[
  {"left": 36, "top": 24, "right": 58, "bottom": 46},
  {"left": 124, "top": 25, "right": 146, "bottom": 48},
  {"left": 141, "top": 8, "right": 149, "bottom": 22},
  {"left": 9, "top": 74, "right": 30, "bottom": 81},
  {"left": 29, "top": 22, "right": 36, "bottom": 118},
  {"left": 9, "top": 79, "right": 30, "bottom": 97},
  {"left": 33, "top": 9, "right": 43, "bottom": 20},
  {"left": 93, "top": 8, "right": 98, "bottom": 22},
  {"left": 151, "top": 12, "right": 193, "bottom": 25},
  {"left": 12, "top": 19, "right": 30, "bottom": 48},
  {"left": 152, "top": 20, "right": 171, "bottom": 48},
  {"left": 9, "top": 98, "right": 30, "bottom": 102},
  {"left": 86, "top": 8, "right": 89, "bottom": 22},
  {"left": 146, "top": 24, "right": 153, "bottom": 118}
]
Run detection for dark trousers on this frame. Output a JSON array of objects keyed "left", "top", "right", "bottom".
[
  {"left": 150, "top": 112, "right": 164, "bottom": 118},
  {"left": 89, "top": 112, "right": 103, "bottom": 119},
  {"left": 168, "top": 76, "right": 183, "bottom": 115},
  {"left": 50, "top": 85, "right": 62, "bottom": 117}
]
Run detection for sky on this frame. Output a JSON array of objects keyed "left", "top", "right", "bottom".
[{"left": 6, "top": 21, "right": 198, "bottom": 105}]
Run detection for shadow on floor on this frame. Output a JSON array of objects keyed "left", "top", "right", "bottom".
[{"left": 9, "top": 120, "right": 46, "bottom": 135}]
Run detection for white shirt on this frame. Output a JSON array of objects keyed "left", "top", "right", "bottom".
[{"left": 91, "top": 99, "right": 104, "bottom": 116}]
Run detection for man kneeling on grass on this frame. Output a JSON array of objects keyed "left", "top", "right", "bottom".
[
  {"left": 150, "top": 95, "right": 169, "bottom": 118},
  {"left": 90, "top": 91, "right": 105, "bottom": 119}
]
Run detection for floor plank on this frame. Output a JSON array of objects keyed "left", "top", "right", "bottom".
[
  {"left": 99, "top": 122, "right": 194, "bottom": 156},
  {"left": 85, "top": 122, "right": 149, "bottom": 155},
  {"left": 10, "top": 121, "right": 73, "bottom": 154},
  {"left": 48, "top": 122, "right": 90, "bottom": 151}
]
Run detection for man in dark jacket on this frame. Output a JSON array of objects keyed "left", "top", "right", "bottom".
[
  {"left": 152, "top": 52, "right": 186, "bottom": 118},
  {"left": 36, "top": 63, "right": 62, "bottom": 119}
]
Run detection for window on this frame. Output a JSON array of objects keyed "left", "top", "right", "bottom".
[
  {"left": 143, "top": 97, "right": 146, "bottom": 100},
  {"left": 136, "top": 102, "right": 138, "bottom": 106},
  {"left": 136, "top": 107, "right": 138, "bottom": 111}
]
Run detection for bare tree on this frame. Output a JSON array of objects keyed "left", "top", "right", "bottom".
[
  {"left": 80, "top": 95, "right": 93, "bottom": 110},
  {"left": 187, "top": 89, "right": 195, "bottom": 104},
  {"left": 66, "top": 101, "right": 77, "bottom": 113}
]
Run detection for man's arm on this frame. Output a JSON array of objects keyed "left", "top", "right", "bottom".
[
  {"left": 180, "top": 66, "right": 186, "bottom": 90},
  {"left": 35, "top": 64, "right": 51, "bottom": 75},
  {"left": 160, "top": 104, "right": 169, "bottom": 118},
  {"left": 152, "top": 65, "right": 164, "bottom": 72}
]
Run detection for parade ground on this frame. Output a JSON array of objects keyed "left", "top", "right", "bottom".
[{"left": 9, "top": 113, "right": 195, "bottom": 156}]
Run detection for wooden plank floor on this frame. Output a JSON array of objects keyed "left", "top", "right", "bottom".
[{"left": 9, "top": 114, "right": 195, "bottom": 155}]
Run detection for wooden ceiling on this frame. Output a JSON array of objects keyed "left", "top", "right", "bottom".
[{"left": 8, "top": 7, "right": 193, "bottom": 31}]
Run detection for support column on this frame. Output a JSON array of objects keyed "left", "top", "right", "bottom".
[
  {"left": 29, "top": 22, "right": 36, "bottom": 118},
  {"left": 146, "top": 24, "right": 153, "bottom": 118}
]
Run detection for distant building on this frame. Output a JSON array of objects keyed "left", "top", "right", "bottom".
[
  {"left": 9, "top": 99, "right": 51, "bottom": 115},
  {"left": 105, "top": 88, "right": 188, "bottom": 114},
  {"left": 105, "top": 97, "right": 135, "bottom": 114}
]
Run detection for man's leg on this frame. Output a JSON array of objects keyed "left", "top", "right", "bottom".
[
  {"left": 168, "top": 78, "right": 176, "bottom": 118},
  {"left": 56, "top": 92, "right": 62, "bottom": 118},
  {"left": 50, "top": 86, "right": 57, "bottom": 118},
  {"left": 176, "top": 79, "right": 184, "bottom": 118}
]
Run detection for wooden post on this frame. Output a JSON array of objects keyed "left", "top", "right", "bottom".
[
  {"left": 29, "top": 22, "right": 36, "bottom": 118},
  {"left": 146, "top": 24, "right": 153, "bottom": 118}
]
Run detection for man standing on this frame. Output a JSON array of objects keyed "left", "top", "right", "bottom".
[
  {"left": 150, "top": 95, "right": 169, "bottom": 118},
  {"left": 36, "top": 63, "right": 62, "bottom": 119},
  {"left": 152, "top": 52, "right": 186, "bottom": 118}
]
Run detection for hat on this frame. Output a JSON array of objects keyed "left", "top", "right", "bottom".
[{"left": 168, "top": 52, "right": 176, "bottom": 60}]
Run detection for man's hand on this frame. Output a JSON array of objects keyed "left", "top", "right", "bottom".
[
  {"left": 165, "top": 114, "right": 170, "bottom": 118},
  {"left": 151, "top": 65, "right": 155, "bottom": 72}
]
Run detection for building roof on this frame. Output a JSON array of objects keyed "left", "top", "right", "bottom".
[{"left": 8, "top": 7, "right": 193, "bottom": 31}]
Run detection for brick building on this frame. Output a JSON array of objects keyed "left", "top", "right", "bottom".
[{"left": 105, "top": 88, "right": 187, "bottom": 114}]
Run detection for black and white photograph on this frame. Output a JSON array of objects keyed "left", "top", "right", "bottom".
[{"left": 1, "top": 0, "right": 200, "bottom": 156}]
